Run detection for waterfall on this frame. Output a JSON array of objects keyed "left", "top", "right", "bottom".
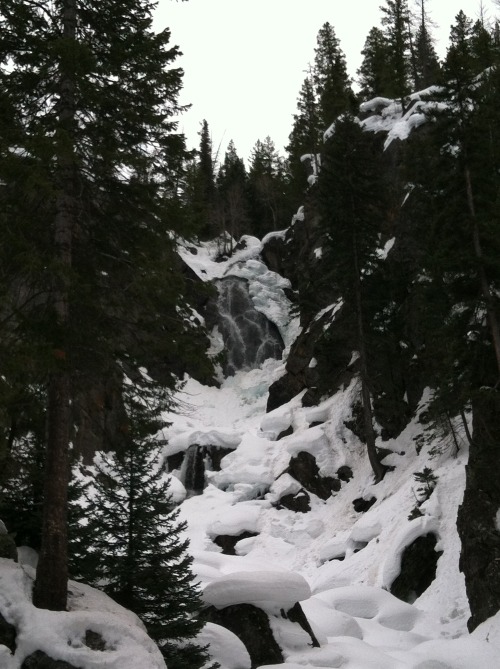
[{"left": 215, "top": 277, "right": 284, "bottom": 376}]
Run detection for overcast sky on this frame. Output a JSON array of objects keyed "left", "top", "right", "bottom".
[{"left": 153, "top": 0, "right": 497, "bottom": 162}]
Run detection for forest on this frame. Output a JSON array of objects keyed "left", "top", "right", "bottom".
[{"left": 0, "top": 1, "right": 500, "bottom": 668}]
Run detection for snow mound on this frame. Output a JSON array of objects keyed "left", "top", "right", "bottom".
[
  {"left": 0, "top": 559, "right": 166, "bottom": 669},
  {"left": 202, "top": 570, "right": 311, "bottom": 609},
  {"left": 196, "top": 622, "right": 251, "bottom": 669},
  {"left": 315, "top": 586, "right": 421, "bottom": 632}
]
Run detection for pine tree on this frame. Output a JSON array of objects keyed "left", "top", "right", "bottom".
[
  {"left": 0, "top": 0, "right": 197, "bottom": 610},
  {"left": 70, "top": 435, "right": 211, "bottom": 669}
]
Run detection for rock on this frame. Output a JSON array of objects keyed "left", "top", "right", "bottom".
[
  {"left": 21, "top": 651, "right": 79, "bottom": 669},
  {"left": 284, "top": 602, "right": 320, "bottom": 648},
  {"left": 352, "top": 497, "right": 377, "bottom": 513},
  {"left": 0, "top": 612, "right": 16, "bottom": 653},
  {"left": 277, "top": 425, "right": 293, "bottom": 440},
  {"left": 288, "top": 451, "right": 340, "bottom": 500},
  {"left": 390, "top": 533, "right": 443, "bottom": 604},
  {"left": 336, "top": 466, "right": 353, "bottom": 482},
  {"left": 213, "top": 532, "right": 258, "bottom": 556},
  {"left": 204, "top": 604, "right": 284, "bottom": 669},
  {"left": 84, "top": 630, "right": 107, "bottom": 651},
  {"left": 0, "top": 534, "right": 17, "bottom": 561},
  {"left": 266, "top": 306, "right": 354, "bottom": 413},
  {"left": 277, "top": 489, "right": 311, "bottom": 513}
]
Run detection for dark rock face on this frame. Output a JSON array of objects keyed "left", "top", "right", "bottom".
[
  {"left": 277, "top": 489, "right": 311, "bottom": 513},
  {"left": 204, "top": 603, "right": 284, "bottom": 668},
  {"left": 390, "top": 533, "right": 442, "bottom": 604},
  {"left": 213, "top": 531, "right": 258, "bottom": 555},
  {"left": 288, "top": 451, "right": 340, "bottom": 500},
  {"left": 266, "top": 306, "right": 354, "bottom": 413},
  {"left": 0, "top": 611, "right": 16, "bottom": 653},
  {"left": 21, "top": 651, "right": 79, "bottom": 669},
  {"left": 211, "top": 277, "right": 284, "bottom": 376},
  {"left": 284, "top": 602, "right": 320, "bottom": 648},
  {"left": 337, "top": 466, "right": 353, "bottom": 482},
  {"left": 277, "top": 425, "right": 294, "bottom": 440},
  {"left": 352, "top": 497, "right": 377, "bottom": 513},
  {"left": 458, "top": 391, "right": 500, "bottom": 631},
  {"left": 0, "top": 534, "right": 18, "bottom": 561},
  {"left": 84, "top": 630, "right": 107, "bottom": 651}
]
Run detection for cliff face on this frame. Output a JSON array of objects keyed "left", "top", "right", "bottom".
[{"left": 259, "top": 95, "right": 500, "bottom": 633}]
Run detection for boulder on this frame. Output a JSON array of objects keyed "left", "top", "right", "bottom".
[
  {"left": 204, "top": 604, "right": 283, "bottom": 669},
  {"left": 287, "top": 451, "right": 340, "bottom": 500},
  {"left": 213, "top": 532, "right": 258, "bottom": 556},
  {"left": 0, "top": 611, "right": 16, "bottom": 654},
  {"left": 390, "top": 533, "right": 442, "bottom": 604},
  {"left": 21, "top": 651, "right": 79, "bottom": 669}
]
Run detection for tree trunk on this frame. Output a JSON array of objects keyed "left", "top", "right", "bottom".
[
  {"left": 33, "top": 373, "right": 71, "bottom": 610},
  {"left": 33, "top": 0, "right": 76, "bottom": 611},
  {"left": 352, "top": 228, "right": 386, "bottom": 483}
]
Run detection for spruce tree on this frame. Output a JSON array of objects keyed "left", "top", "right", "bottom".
[
  {"left": 313, "top": 22, "right": 355, "bottom": 128},
  {"left": 247, "top": 137, "right": 291, "bottom": 237},
  {"left": 185, "top": 120, "right": 217, "bottom": 239},
  {"left": 357, "top": 27, "right": 392, "bottom": 99},
  {"left": 317, "top": 115, "right": 388, "bottom": 482},
  {"left": 70, "top": 437, "right": 211, "bottom": 669},
  {"left": 214, "top": 140, "right": 249, "bottom": 250},
  {"left": 0, "top": 0, "right": 198, "bottom": 610},
  {"left": 286, "top": 73, "right": 321, "bottom": 200},
  {"left": 379, "top": 0, "right": 412, "bottom": 102},
  {"left": 411, "top": 1, "right": 441, "bottom": 90}
]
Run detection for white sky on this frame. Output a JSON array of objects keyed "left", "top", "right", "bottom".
[{"left": 154, "top": 0, "right": 497, "bottom": 162}]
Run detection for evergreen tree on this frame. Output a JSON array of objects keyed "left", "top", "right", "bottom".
[
  {"left": 357, "top": 27, "right": 392, "bottom": 99},
  {"left": 379, "top": 0, "right": 412, "bottom": 102},
  {"left": 70, "top": 433, "right": 211, "bottom": 669},
  {"left": 247, "top": 136, "right": 291, "bottom": 237},
  {"left": 317, "top": 115, "right": 388, "bottom": 482},
  {"left": 214, "top": 140, "right": 248, "bottom": 252},
  {"left": 411, "top": 1, "right": 441, "bottom": 90},
  {"left": 185, "top": 120, "right": 217, "bottom": 239},
  {"left": 286, "top": 73, "right": 321, "bottom": 200},
  {"left": 0, "top": 0, "right": 198, "bottom": 610},
  {"left": 313, "top": 22, "right": 355, "bottom": 128}
]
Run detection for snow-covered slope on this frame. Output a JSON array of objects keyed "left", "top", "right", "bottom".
[
  {"left": 164, "top": 237, "right": 500, "bottom": 669},
  {"left": 0, "top": 559, "right": 167, "bottom": 669}
]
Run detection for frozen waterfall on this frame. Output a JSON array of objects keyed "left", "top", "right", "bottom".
[{"left": 215, "top": 277, "right": 284, "bottom": 376}]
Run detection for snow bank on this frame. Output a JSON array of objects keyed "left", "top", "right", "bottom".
[
  {"left": 0, "top": 559, "right": 166, "bottom": 669},
  {"left": 202, "top": 571, "right": 310, "bottom": 609}
]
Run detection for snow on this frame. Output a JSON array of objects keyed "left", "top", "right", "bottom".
[
  {"left": 0, "top": 560, "right": 167, "bottom": 669},
  {"left": 196, "top": 623, "right": 251, "bottom": 669},
  {"left": 161, "top": 236, "right": 498, "bottom": 669},
  {"left": 2, "top": 201, "right": 499, "bottom": 667},
  {"left": 202, "top": 571, "right": 310, "bottom": 610}
]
